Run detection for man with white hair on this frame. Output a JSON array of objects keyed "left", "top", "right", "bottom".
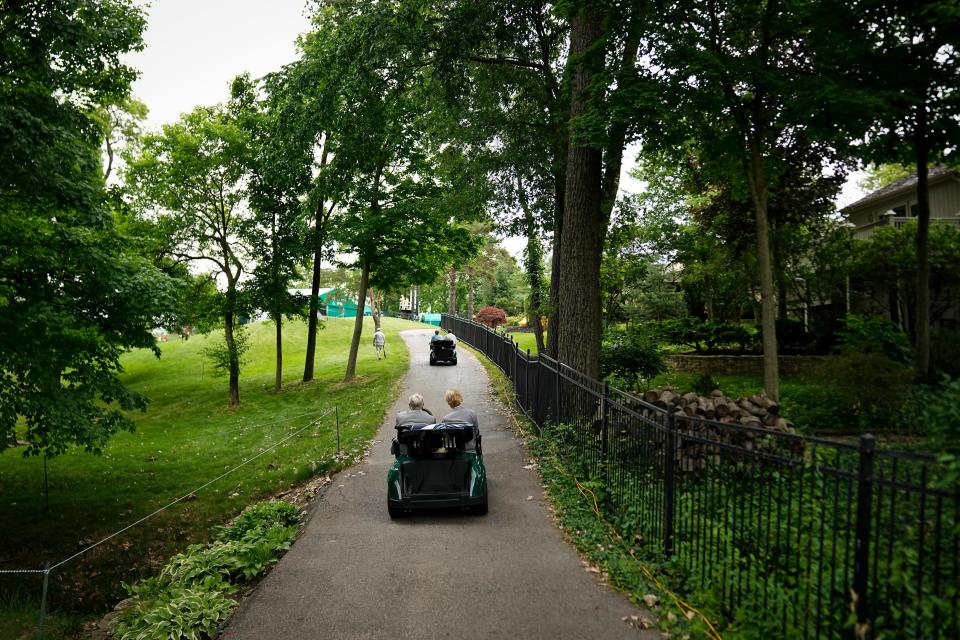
[{"left": 394, "top": 393, "right": 435, "bottom": 426}]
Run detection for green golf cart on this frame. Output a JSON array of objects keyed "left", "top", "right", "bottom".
[{"left": 387, "top": 422, "right": 487, "bottom": 518}]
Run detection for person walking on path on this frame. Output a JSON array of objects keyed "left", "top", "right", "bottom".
[{"left": 373, "top": 327, "right": 386, "bottom": 359}]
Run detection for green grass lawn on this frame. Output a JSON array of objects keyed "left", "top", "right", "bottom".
[
  {"left": 0, "top": 316, "right": 424, "bottom": 638},
  {"left": 506, "top": 330, "right": 541, "bottom": 355}
]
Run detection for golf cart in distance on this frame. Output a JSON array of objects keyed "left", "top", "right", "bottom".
[
  {"left": 429, "top": 337, "right": 457, "bottom": 365},
  {"left": 387, "top": 422, "right": 487, "bottom": 518}
]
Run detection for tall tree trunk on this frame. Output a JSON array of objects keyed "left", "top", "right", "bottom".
[
  {"left": 369, "top": 288, "right": 382, "bottom": 330},
  {"left": 555, "top": 6, "right": 605, "bottom": 378},
  {"left": 518, "top": 176, "right": 546, "bottom": 355},
  {"left": 745, "top": 142, "right": 780, "bottom": 401},
  {"left": 344, "top": 261, "right": 370, "bottom": 382},
  {"left": 914, "top": 101, "right": 931, "bottom": 378},
  {"left": 546, "top": 170, "right": 564, "bottom": 359},
  {"left": 272, "top": 211, "right": 282, "bottom": 392},
  {"left": 224, "top": 300, "right": 240, "bottom": 407},
  {"left": 344, "top": 160, "right": 381, "bottom": 383},
  {"left": 447, "top": 268, "right": 458, "bottom": 315},
  {"left": 274, "top": 315, "right": 283, "bottom": 392},
  {"left": 704, "top": 274, "right": 715, "bottom": 321},
  {"left": 466, "top": 272, "right": 475, "bottom": 319},
  {"left": 303, "top": 143, "right": 331, "bottom": 383}
]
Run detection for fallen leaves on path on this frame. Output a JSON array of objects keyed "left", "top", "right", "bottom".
[{"left": 622, "top": 615, "right": 655, "bottom": 630}]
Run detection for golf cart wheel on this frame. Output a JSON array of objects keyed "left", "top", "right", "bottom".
[
  {"left": 472, "top": 492, "right": 488, "bottom": 516},
  {"left": 388, "top": 502, "right": 405, "bottom": 519},
  {"left": 451, "top": 357, "right": 457, "bottom": 365},
  {"left": 429, "top": 354, "right": 436, "bottom": 366}
]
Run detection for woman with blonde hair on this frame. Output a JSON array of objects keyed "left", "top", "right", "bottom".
[{"left": 440, "top": 388, "right": 478, "bottom": 427}]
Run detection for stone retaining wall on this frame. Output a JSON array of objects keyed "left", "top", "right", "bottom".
[{"left": 664, "top": 354, "right": 833, "bottom": 377}]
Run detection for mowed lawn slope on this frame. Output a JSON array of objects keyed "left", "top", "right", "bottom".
[{"left": 0, "top": 316, "right": 420, "bottom": 635}]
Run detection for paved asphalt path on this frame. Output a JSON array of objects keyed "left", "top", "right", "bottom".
[{"left": 222, "top": 330, "right": 655, "bottom": 640}]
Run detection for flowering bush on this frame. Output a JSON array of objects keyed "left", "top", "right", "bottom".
[{"left": 475, "top": 306, "right": 507, "bottom": 328}]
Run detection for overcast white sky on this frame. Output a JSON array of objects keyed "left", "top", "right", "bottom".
[
  {"left": 125, "top": 1, "right": 864, "bottom": 258},
  {"left": 128, "top": 0, "right": 312, "bottom": 129}
]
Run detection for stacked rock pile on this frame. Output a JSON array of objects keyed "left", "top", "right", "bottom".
[{"left": 639, "top": 386, "right": 796, "bottom": 434}]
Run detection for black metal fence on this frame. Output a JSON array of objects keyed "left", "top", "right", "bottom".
[{"left": 442, "top": 314, "right": 959, "bottom": 639}]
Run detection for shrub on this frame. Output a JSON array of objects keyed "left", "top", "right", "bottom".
[
  {"left": 504, "top": 315, "right": 523, "bottom": 327},
  {"left": 599, "top": 328, "right": 666, "bottom": 392},
  {"left": 836, "top": 314, "right": 912, "bottom": 365},
  {"left": 161, "top": 543, "right": 235, "bottom": 589},
  {"left": 113, "top": 500, "right": 303, "bottom": 640},
  {"left": 911, "top": 377, "right": 960, "bottom": 452},
  {"left": 930, "top": 331, "right": 960, "bottom": 379},
  {"left": 202, "top": 325, "right": 250, "bottom": 376},
  {"left": 653, "top": 317, "right": 754, "bottom": 353},
  {"left": 475, "top": 306, "right": 507, "bottom": 328},
  {"left": 654, "top": 317, "right": 703, "bottom": 351},
  {"left": 216, "top": 500, "right": 301, "bottom": 542},
  {"left": 792, "top": 352, "right": 914, "bottom": 432},
  {"left": 704, "top": 321, "right": 754, "bottom": 352},
  {"left": 691, "top": 373, "right": 717, "bottom": 397},
  {"left": 112, "top": 585, "right": 236, "bottom": 640}
]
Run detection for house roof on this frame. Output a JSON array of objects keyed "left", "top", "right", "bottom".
[{"left": 843, "top": 165, "right": 960, "bottom": 213}]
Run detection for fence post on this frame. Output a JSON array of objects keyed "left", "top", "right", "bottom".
[
  {"left": 663, "top": 405, "right": 677, "bottom": 557},
  {"left": 536, "top": 355, "right": 546, "bottom": 428},
  {"left": 37, "top": 563, "right": 50, "bottom": 639},
  {"left": 601, "top": 381, "right": 610, "bottom": 509},
  {"left": 600, "top": 381, "right": 610, "bottom": 457},
  {"left": 525, "top": 348, "right": 531, "bottom": 414},
  {"left": 853, "top": 433, "right": 875, "bottom": 638},
  {"left": 554, "top": 358, "right": 562, "bottom": 425},
  {"left": 335, "top": 406, "right": 341, "bottom": 454}
]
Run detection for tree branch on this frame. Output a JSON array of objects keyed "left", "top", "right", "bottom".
[{"left": 469, "top": 55, "right": 544, "bottom": 72}]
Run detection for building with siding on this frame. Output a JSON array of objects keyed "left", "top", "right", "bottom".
[
  {"left": 843, "top": 166, "right": 960, "bottom": 239},
  {"left": 842, "top": 166, "right": 960, "bottom": 331}
]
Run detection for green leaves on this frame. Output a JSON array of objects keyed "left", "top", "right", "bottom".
[
  {"left": 112, "top": 500, "right": 303, "bottom": 640},
  {"left": 300, "top": 0, "right": 488, "bottom": 290},
  {"left": 112, "top": 584, "right": 236, "bottom": 640},
  {"left": 0, "top": 2, "right": 183, "bottom": 457},
  {"left": 599, "top": 327, "right": 666, "bottom": 391},
  {"left": 124, "top": 103, "right": 256, "bottom": 405}
]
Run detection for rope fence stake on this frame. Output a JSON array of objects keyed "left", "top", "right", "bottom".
[{"left": 37, "top": 562, "right": 49, "bottom": 639}]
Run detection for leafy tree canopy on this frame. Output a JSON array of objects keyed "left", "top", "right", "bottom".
[{"left": 0, "top": 0, "right": 176, "bottom": 456}]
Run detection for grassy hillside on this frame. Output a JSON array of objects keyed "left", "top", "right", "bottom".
[{"left": 0, "top": 316, "right": 423, "bottom": 637}]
